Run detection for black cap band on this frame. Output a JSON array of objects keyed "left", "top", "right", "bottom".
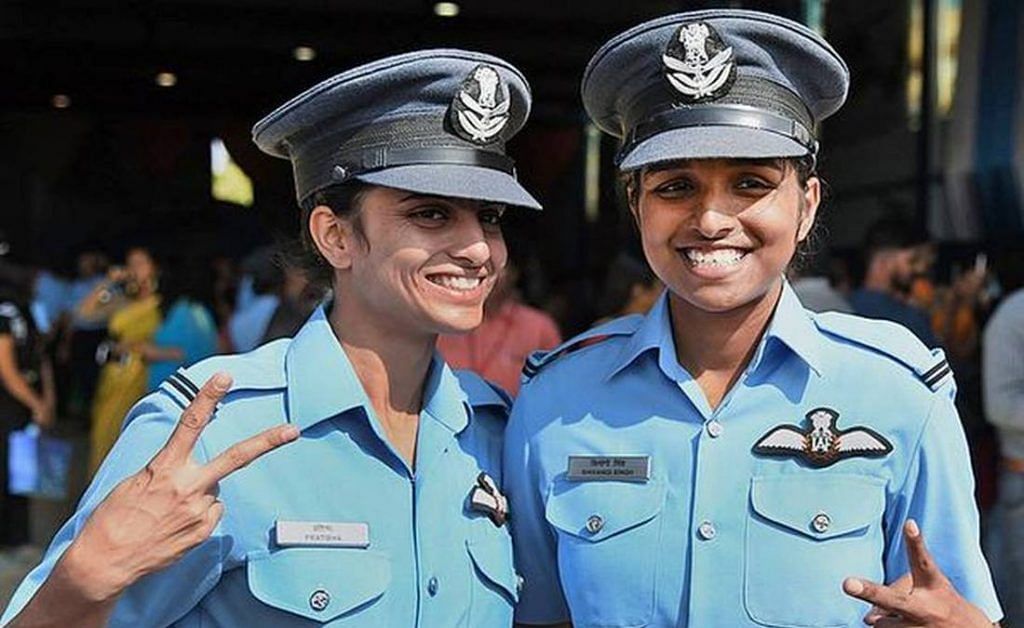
[
  {"left": 334, "top": 145, "right": 516, "bottom": 182},
  {"left": 617, "top": 103, "right": 818, "bottom": 166}
]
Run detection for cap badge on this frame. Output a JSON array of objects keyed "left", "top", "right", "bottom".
[
  {"left": 752, "top": 407, "right": 893, "bottom": 468},
  {"left": 450, "top": 64, "right": 510, "bottom": 145},
  {"left": 662, "top": 22, "right": 736, "bottom": 102}
]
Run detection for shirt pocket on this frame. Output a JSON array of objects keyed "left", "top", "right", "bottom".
[
  {"left": 247, "top": 547, "right": 391, "bottom": 623},
  {"left": 466, "top": 523, "right": 519, "bottom": 626},
  {"left": 744, "top": 474, "right": 886, "bottom": 628},
  {"left": 544, "top": 478, "right": 667, "bottom": 628}
]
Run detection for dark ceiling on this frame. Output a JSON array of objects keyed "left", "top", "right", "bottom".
[{"left": 2, "top": 0, "right": 807, "bottom": 122}]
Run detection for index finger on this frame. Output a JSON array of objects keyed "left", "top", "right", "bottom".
[
  {"left": 903, "top": 519, "right": 945, "bottom": 589},
  {"left": 197, "top": 423, "right": 300, "bottom": 486},
  {"left": 154, "top": 372, "right": 232, "bottom": 465},
  {"left": 843, "top": 578, "right": 927, "bottom": 623}
]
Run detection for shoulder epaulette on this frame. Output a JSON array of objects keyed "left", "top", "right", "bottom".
[
  {"left": 813, "top": 311, "right": 952, "bottom": 392},
  {"left": 455, "top": 370, "right": 511, "bottom": 411},
  {"left": 159, "top": 338, "right": 290, "bottom": 409},
  {"left": 521, "top": 314, "right": 643, "bottom": 383}
]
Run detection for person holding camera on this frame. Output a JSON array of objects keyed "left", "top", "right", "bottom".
[{"left": 77, "top": 245, "right": 161, "bottom": 476}]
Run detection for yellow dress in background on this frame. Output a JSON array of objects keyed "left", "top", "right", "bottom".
[{"left": 88, "top": 295, "right": 161, "bottom": 476}]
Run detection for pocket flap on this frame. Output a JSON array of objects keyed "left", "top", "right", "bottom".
[
  {"left": 248, "top": 548, "right": 390, "bottom": 621},
  {"left": 466, "top": 536, "right": 520, "bottom": 603},
  {"left": 750, "top": 474, "right": 885, "bottom": 540},
  {"left": 545, "top": 479, "right": 666, "bottom": 542}
]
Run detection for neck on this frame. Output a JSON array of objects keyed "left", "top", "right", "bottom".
[
  {"left": 328, "top": 300, "right": 435, "bottom": 418},
  {"left": 669, "top": 280, "right": 783, "bottom": 395}
]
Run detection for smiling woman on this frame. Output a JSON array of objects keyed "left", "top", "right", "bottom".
[
  {"left": 3, "top": 49, "right": 540, "bottom": 628},
  {"left": 505, "top": 9, "right": 1002, "bottom": 628}
]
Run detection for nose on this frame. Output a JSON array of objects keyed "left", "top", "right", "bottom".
[
  {"left": 450, "top": 215, "right": 491, "bottom": 266},
  {"left": 693, "top": 190, "right": 737, "bottom": 239}
]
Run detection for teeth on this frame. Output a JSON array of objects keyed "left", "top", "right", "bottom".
[
  {"left": 431, "top": 275, "right": 482, "bottom": 291},
  {"left": 684, "top": 248, "right": 745, "bottom": 267}
]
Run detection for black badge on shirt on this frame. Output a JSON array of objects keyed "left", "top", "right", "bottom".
[{"left": 752, "top": 407, "right": 893, "bottom": 468}]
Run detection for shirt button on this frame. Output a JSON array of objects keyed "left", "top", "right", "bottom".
[
  {"left": 811, "top": 512, "right": 831, "bottom": 534},
  {"left": 427, "top": 576, "right": 439, "bottom": 596},
  {"left": 586, "top": 514, "right": 605, "bottom": 534},
  {"left": 697, "top": 520, "right": 717, "bottom": 540},
  {"left": 309, "top": 589, "right": 331, "bottom": 612},
  {"left": 516, "top": 574, "right": 525, "bottom": 594},
  {"left": 706, "top": 420, "right": 724, "bottom": 438}
]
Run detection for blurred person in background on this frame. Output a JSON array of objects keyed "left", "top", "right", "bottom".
[
  {"left": 227, "top": 246, "right": 281, "bottom": 352},
  {"left": 57, "top": 250, "right": 110, "bottom": 426},
  {"left": 788, "top": 249, "right": 853, "bottom": 313},
  {"left": 850, "top": 217, "right": 939, "bottom": 347},
  {"left": 140, "top": 253, "right": 219, "bottom": 393},
  {"left": 78, "top": 246, "right": 161, "bottom": 476},
  {"left": 593, "top": 252, "right": 663, "bottom": 324},
  {"left": 982, "top": 245, "right": 1024, "bottom": 628},
  {"left": 258, "top": 243, "right": 324, "bottom": 345},
  {"left": 0, "top": 270, "right": 55, "bottom": 555},
  {"left": 438, "top": 261, "right": 560, "bottom": 397}
]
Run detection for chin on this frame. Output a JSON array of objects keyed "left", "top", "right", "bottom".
[{"left": 428, "top": 307, "right": 485, "bottom": 335}]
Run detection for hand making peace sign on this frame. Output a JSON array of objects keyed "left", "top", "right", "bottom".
[
  {"left": 843, "top": 520, "right": 997, "bottom": 628},
  {"left": 62, "top": 372, "right": 299, "bottom": 602}
]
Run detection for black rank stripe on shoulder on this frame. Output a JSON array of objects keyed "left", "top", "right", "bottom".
[
  {"left": 522, "top": 335, "right": 613, "bottom": 380},
  {"left": 166, "top": 370, "right": 200, "bottom": 403},
  {"left": 921, "top": 359, "right": 951, "bottom": 391}
]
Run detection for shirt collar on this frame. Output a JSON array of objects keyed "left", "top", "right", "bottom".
[
  {"left": 606, "top": 280, "right": 823, "bottom": 381},
  {"left": 284, "top": 305, "right": 470, "bottom": 433},
  {"left": 607, "top": 290, "right": 675, "bottom": 381},
  {"left": 285, "top": 305, "right": 368, "bottom": 431},
  {"left": 420, "top": 354, "right": 471, "bottom": 434},
  {"left": 751, "top": 280, "right": 824, "bottom": 376}
]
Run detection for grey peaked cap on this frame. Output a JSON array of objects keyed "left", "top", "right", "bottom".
[
  {"left": 252, "top": 49, "right": 541, "bottom": 210},
  {"left": 582, "top": 10, "right": 850, "bottom": 170}
]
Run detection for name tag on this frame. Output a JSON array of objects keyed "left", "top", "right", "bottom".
[
  {"left": 566, "top": 455, "right": 651, "bottom": 482},
  {"left": 275, "top": 521, "right": 370, "bottom": 548}
]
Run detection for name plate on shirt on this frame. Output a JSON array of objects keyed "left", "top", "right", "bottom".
[
  {"left": 566, "top": 455, "right": 651, "bottom": 482},
  {"left": 275, "top": 521, "right": 370, "bottom": 548}
]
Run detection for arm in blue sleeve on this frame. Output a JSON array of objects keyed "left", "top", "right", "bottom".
[
  {"left": 884, "top": 387, "right": 1003, "bottom": 622},
  {"left": 504, "top": 387, "right": 571, "bottom": 625},
  {"left": 1, "top": 392, "right": 225, "bottom": 627}
]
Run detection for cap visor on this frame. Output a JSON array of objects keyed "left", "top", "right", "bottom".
[
  {"left": 619, "top": 126, "right": 809, "bottom": 171},
  {"left": 354, "top": 164, "right": 541, "bottom": 210}
]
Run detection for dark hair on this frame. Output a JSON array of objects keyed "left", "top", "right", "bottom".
[{"left": 297, "top": 182, "right": 371, "bottom": 289}]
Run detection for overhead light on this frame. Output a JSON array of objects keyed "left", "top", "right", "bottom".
[
  {"left": 51, "top": 94, "right": 71, "bottom": 109},
  {"left": 155, "top": 71, "right": 178, "bottom": 87},
  {"left": 292, "top": 46, "right": 317, "bottom": 62},
  {"left": 433, "top": 2, "right": 459, "bottom": 17}
]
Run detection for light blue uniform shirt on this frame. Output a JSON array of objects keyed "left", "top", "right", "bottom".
[
  {"left": 505, "top": 282, "right": 1001, "bottom": 627},
  {"left": 2, "top": 306, "right": 519, "bottom": 627}
]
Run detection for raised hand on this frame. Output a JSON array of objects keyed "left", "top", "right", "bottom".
[
  {"left": 62, "top": 372, "right": 299, "bottom": 602},
  {"left": 842, "top": 520, "right": 995, "bottom": 627}
]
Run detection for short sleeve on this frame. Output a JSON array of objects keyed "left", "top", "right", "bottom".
[
  {"left": 0, "top": 392, "right": 225, "bottom": 627},
  {"left": 0, "top": 302, "right": 21, "bottom": 336},
  {"left": 503, "top": 389, "right": 570, "bottom": 624},
  {"left": 883, "top": 389, "right": 1003, "bottom": 622}
]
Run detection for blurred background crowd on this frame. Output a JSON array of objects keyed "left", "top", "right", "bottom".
[{"left": 3, "top": 0, "right": 1024, "bottom": 621}]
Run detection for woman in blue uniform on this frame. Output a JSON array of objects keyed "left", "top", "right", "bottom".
[
  {"left": 505, "top": 10, "right": 1002, "bottom": 628},
  {"left": 3, "top": 49, "right": 539, "bottom": 627}
]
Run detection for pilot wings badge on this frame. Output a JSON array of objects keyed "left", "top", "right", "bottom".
[
  {"left": 449, "top": 64, "right": 510, "bottom": 145},
  {"left": 662, "top": 22, "right": 736, "bottom": 102},
  {"left": 752, "top": 407, "right": 893, "bottom": 468}
]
